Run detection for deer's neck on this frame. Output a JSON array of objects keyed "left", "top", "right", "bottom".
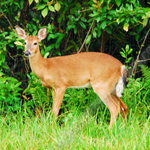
[{"left": 29, "top": 50, "right": 47, "bottom": 79}]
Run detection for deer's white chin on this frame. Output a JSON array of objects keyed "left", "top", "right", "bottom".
[{"left": 27, "top": 53, "right": 35, "bottom": 57}]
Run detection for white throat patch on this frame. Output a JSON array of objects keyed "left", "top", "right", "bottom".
[{"left": 28, "top": 53, "right": 35, "bottom": 57}]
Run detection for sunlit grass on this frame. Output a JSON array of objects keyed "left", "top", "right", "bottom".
[{"left": 0, "top": 108, "right": 149, "bottom": 150}]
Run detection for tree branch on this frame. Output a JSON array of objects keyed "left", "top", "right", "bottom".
[
  {"left": 131, "top": 28, "right": 150, "bottom": 77},
  {"left": 78, "top": 19, "right": 95, "bottom": 53}
]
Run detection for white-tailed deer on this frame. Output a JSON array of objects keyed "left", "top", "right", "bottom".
[{"left": 16, "top": 26, "right": 127, "bottom": 127}]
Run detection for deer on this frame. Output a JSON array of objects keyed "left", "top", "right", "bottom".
[{"left": 16, "top": 26, "right": 127, "bottom": 127}]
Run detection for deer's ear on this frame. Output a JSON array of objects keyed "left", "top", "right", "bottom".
[
  {"left": 16, "top": 26, "right": 27, "bottom": 40},
  {"left": 38, "top": 27, "right": 47, "bottom": 41}
]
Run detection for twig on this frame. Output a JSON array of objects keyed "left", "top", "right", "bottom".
[
  {"left": 138, "top": 58, "right": 150, "bottom": 62},
  {"left": 86, "top": 21, "right": 95, "bottom": 52},
  {"left": 1, "top": 12, "right": 14, "bottom": 29},
  {"left": 78, "top": 19, "right": 95, "bottom": 53},
  {"left": 131, "top": 28, "right": 150, "bottom": 77}
]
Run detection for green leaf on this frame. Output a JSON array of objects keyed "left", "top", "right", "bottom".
[
  {"left": 54, "top": 2, "right": 61, "bottom": 11},
  {"left": 46, "top": 44, "right": 55, "bottom": 51},
  {"left": 27, "top": 74, "right": 31, "bottom": 79},
  {"left": 74, "top": 28, "right": 77, "bottom": 34},
  {"left": 14, "top": 82, "right": 22, "bottom": 88},
  {"left": 35, "top": 0, "right": 39, "bottom": 3},
  {"left": 44, "top": 52, "right": 49, "bottom": 58},
  {"left": 123, "top": 23, "right": 129, "bottom": 32},
  {"left": 96, "top": 17, "right": 101, "bottom": 22},
  {"left": 125, "top": 45, "right": 129, "bottom": 51},
  {"left": 135, "top": 34, "right": 140, "bottom": 41},
  {"left": 101, "top": 21, "right": 107, "bottom": 29},
  {"left": 55, "top": 34, "right": 65, "bottom": 48},
  {"left": 37, "top": 4, "right": 46, "bottom": 10},
  {"left": 85, "top": 34, "right": 92, "bottom": 44},
  {"left": 105, "top": 27, "right": 112, "bottom": 34},
  {"left": 145, "top": 10, "right": 150, "bottom": 17},
  {"left": 89, "top": 12, "right": 99, "bottom": 17},
  {"left": 117, "top": 17, "right": 125, "bottom": 24},
  {"left": 79, "top": 21, "right": 86, "bottom": 29},
  {"left": 54, "top": 50, "right": 61, "bottom": 56},
  {"left": 93, "top": 0, "right": 98, "bottom": 4},
  {"left": 29, "top": 0, "right": 33, "bottom": 5},
  {"left": 6, "top": 77, "right": 18, "bottom": 82},
  {"left": 143, "top": 18, "right": 148, "bottom": 27},
  {"left": 66, "top": 45, "right": 74, "bottom": 51},
  {"left": 128, "top": 49, "right": 133, "bottom": 55},
  {"left": 115, "top": 0, "right": 121, "bottom": 7},
  {"left": 48, "top": 33, "right": 58, "bottom": 40},
  {"left": 97, "top": 30, "right": 102, "bottom": 37},
  {"left": 14, "top": 41, "right": 23, "bottom": 46},
  {"left": 120, "top": 51, "right": 126, "bottom": 58},
  {"left": 81, "top": 17, "right": 87, "bottom": 22},
  {"left": 93, "top": 29, "right": 97, "bottom": 38},
  {"left": 127, "top": 57, "right": 132, "bottom": 62},
  {"left": 48, "top": 5, "right": 55, "bottom": 12},
  {"left": 0, "top": 72, "right": 4, "bottom": 76},
  {"left": 42, "top": 7, "right": 48, "bottom": 18}
]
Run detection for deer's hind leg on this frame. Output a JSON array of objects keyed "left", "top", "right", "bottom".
[{"left": 91, "top": 82, "right": 127, "bottom": 127}]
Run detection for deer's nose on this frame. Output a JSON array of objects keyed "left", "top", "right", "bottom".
[{"left": 24, "top": 50, "right": 31, "bottom": 56}]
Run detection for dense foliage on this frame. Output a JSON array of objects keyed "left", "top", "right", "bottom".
[{"left": 0, "top": 0, "right": 149, "bottom": 128}]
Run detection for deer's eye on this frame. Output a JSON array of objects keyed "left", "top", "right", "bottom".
[
  {"left": 25, "top": 42, "right": 26, "bottom": 45},
  {"left": 34, "top": 42, "right": 37, "bottom": 45}
]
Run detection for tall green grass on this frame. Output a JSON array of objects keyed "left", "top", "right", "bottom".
[{"left": 0, "top": 108, "right": 149, "bottom": 150}]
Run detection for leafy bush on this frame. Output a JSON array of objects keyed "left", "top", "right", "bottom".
[
  {"left": 0, "top": 75, "right": 22, "bottom": 116},
  {"left": 23, "top": 72, "right": 51, "bottom": 116},
  {"left": 0, "top": 0, "right": 150, "bottom": 123},
  {"left": 123, "top": 65, "right": 150, "bottom": 120}
]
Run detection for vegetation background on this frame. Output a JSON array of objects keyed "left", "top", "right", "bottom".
[{"left": 0, "top": 0, "right": 150, "bottom": 149}]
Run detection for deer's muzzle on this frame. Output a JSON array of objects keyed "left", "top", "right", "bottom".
[{"left": 24, "top": 50, "right": 31, "bottom": 56}]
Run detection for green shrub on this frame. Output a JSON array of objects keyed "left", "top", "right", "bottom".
[{"left": 0, "top": 74, "right": 22, "bottom": 116}]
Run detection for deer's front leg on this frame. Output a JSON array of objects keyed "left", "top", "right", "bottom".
[{"left": 52, "top": 87, "right": 67, "bottom": 118}]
